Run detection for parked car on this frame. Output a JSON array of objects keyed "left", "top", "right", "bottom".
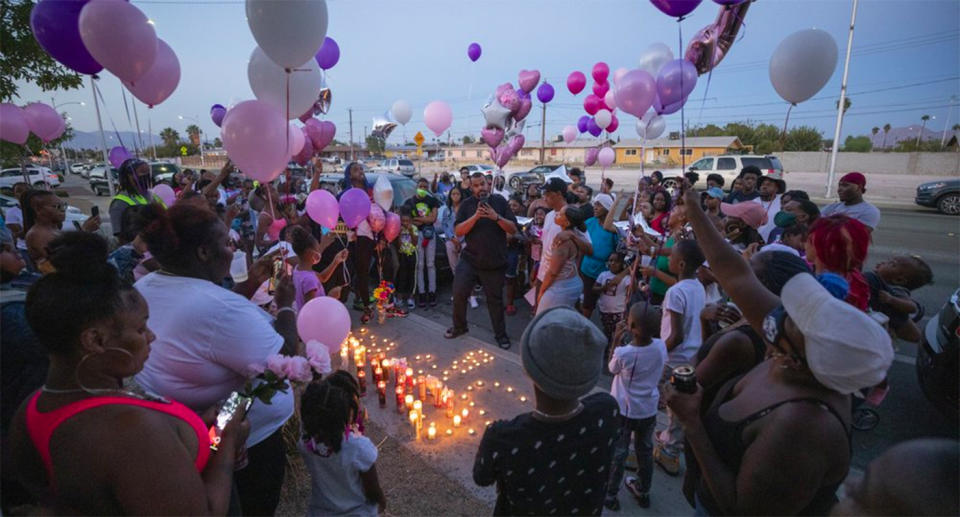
[
  {"left": 88, "top": 165, "right": 118, "bottom": 196},
  {"left": 0, "top": 166, "right": 62, "bottom": 189},
  {"left": 460, "top": 164, "right": 495, "bottom": 176},
  {"left": 70, "top": 163, "right": 88, "bottom": 175},
  {"left": 659, "top": 154, "right": 782, "bottom": 191},
  {"left": 917, "top": 287, "right": 959, "bottom": 420},
  {"left": 0, "top": 193, "right": 88, "bottom": 229},
  {"left": 915, "top": 179, "right": 960, "bottom": 216},
  {"left": 373, "top": 158, "right": 416, "bottom": 177},
  {"left": 150, "top": 162, "right": 181, "bottom": 185},
  {"left": 507, "top": 164, "right": 557, "bottom": 190}
]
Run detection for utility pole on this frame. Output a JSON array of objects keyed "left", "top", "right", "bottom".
[
  {"left": 348, "top": 108, "right": 354, "bottom": 160},
  {"left": 539, "top": 103, "right": 547, "bottom": 164},
  {"left": 90, "top": 76, "right": 116, "bottom": 196},
  {"left": 825, "top": 0, "right": 858, "bottom": 199},
  {"left": 940, "top": 96, "right": 958, "bottom": 149}
]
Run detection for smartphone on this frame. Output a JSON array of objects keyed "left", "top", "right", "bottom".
[
  {"left": 91, "top": 206, "right": 100, "bottom": 218},
  {"left": 208, "top": 392, "right": 253, "bottom": 451}
]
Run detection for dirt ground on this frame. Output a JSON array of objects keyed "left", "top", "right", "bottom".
[{"left": 276, "top": 420, "right": 493, "bottom": 517}]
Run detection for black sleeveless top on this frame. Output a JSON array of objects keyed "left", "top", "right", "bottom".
[{"left": 694, "top": 375, "right": 851, "bottom": 516}]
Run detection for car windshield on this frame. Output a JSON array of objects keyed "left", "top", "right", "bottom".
[
  {"left": 766, "top": 157, "right": 783, "bottom": 170},
  {"left": 740, "top": 157, "right": 773, "bottom": 170},
  {"left": 152, "top": 163, "right": 180, "bottom": 175},
  {"left": 398, "top": 160, "right": 414, "bottom": 167}
]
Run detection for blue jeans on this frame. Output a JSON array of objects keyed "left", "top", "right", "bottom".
[{"left": 606, "top": 414, "right": 657, "bottom": 498}]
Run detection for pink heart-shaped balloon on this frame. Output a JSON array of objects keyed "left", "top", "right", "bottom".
[
  {"left": 495, "top": 146, "right": 512, "bottom": 169},
  {"left": 514, "top": 96, "right": 533, "bottom": 122},
  {"left": 508, "top": 134, "right": 525, "bottom": 154},
  {"left": 498, "top": 88, "right": 520, "bottom": 113},
  {"left": 496, "top": 82, "right": 513, "bottom": 99},
  {"left": 481, "top": 126, "right": 505, "bottom": 148},
  {"left": 517, "top": 69, "right": 541, "bottom": 93},
  {"left": 593, "top": 81, "right": 610, "bottom": 98}
]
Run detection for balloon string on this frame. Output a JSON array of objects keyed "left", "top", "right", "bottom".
[
  {"left": 266, "top": 183, "right": 277, "bottom": 220},
  {"left": 678, "top": 17, "right": 687, "bottom": 179},
  {"left": 697, "top": 68, "right": 714, "bottom": 127},
  {"left": 132, "top": 98, "right": 146, "bottom": 157},
  {"left": 779, "top": 103, "right": 795, "bottom": 151},
  {"left": 285, "top": 70, "right": 291, "bottom": 161},
  {"left": 93, "top": 80, "right": 128, "bottom": 150},
  {"left": 119, "top": 86, "right": 140, "bottom": 157}
]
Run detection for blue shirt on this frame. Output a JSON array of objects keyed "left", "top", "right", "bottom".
[{"left": 580, "top": 217, "right": 618, "bottom": 279}]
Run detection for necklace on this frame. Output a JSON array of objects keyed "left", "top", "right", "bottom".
[
  {"left": 531, "top": 401, "right": 584, "bottom": 422},
  {"left": 41, "top": 383, "right": 171, "bottom": 404}
]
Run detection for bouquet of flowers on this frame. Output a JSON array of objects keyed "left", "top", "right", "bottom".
[
  {"left": 244, "top": 342, "right": 332, "bottom": 404},
  {"left": 373, "top": 281, "right": 396, "bottom": 323}
]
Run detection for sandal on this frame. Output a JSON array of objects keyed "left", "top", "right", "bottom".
[
  {"left": 444, "top": 327, "right": 468, "bottom": 339},
  {"left": 625, "top": 477, "right": 650, "bottom": 507}
]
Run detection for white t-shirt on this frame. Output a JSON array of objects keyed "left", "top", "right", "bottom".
[
  {"left": 608, "top": 339, "right": 667, "bottom": 419},
  {"left": 660, "top": 278, "right": 706, "bottom": 367},
  {"left": 299, "top": 434, "right": 379, "bottom": 517},
  {"left": 537, "top": 210, "right": 592, "bottom": 282},
  {"left": 595, "top": 270, "right": 630, "bottom": 314},
  {"left": 750, "top": 195, "right": 781, "bottom": 243},
  {"left": 134, "top": 273, "right": 293, "bottom": 447},
  {"left": 4, "top": 205, "right": 22, "bottom": 226},
  {"left": 820, "top": 200, "right": 881, "bottom": 229}
]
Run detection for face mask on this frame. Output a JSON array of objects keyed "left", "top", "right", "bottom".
[
  {"left": 774, "top": 211, "right": 797, "bottom": 228},
  {"left": 417, "top": 188, "right": 429, "bottom": 198}
]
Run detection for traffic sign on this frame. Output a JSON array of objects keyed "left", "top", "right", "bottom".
[
  {"left": 180, "top": 145, "right": 188, "bottom": 156},
  {"left": 414, "top": 131, "right": 424, "bottom": 146}
]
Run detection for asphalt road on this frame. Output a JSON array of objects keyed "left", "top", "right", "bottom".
[{"left": 59, "top": 174, "right": 959, "bottom": 469}]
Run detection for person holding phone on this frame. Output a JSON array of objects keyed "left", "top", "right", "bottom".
[{"left": 6, "top": 232, "right": 249, "bottom": 515}]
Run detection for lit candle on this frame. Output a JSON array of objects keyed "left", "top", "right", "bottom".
[
  {"left": 442, "top": 370, "right": 450, "bottom": 376},
  {"left": 466, "top": 385, "right": 473, "bottom": 391},
  {"left": 494, "top": 382, "right": 501, "bottom": 388},
  {"left": 445, "top": 428, "right": 453, "bottom": 436},
  {"left": 519, "top": 396, "right": 527, "bottom": 403},
  {"left": 360, "top": 328, "right": 368, "bottom": 334},
  {"left": 380, "top": 359, "right": 390, "bottom": 383},
  {"left": 340, "top": 346, "right": 349, "bottom": 368},
  {"left": 468, "top": 428, "right": 476, "bottom": 436},
  {"left": 415, "top": 355, "right": 422, "bottom": 361},
  {"left": 409, "top": 410, "right": 419, "bottom": 432},
  {"left": 461, "top": 408, "right": 469, "bottom": 420},
  {"left": 485, "top": 420, "right": 492, "bottom": 426},
  {"left": 479, "top": 409, "right": 486, "bottom": 416},
  {"left": 413, "top": 400, "right": 423, "bottom": 414},
  {"left": 417, "top": 375, "right": 427, "bottom": 401},
  {"left": 418, "top": 369, "right": 424, "bottom": 375},
  {"left": 476, "top": 380, "right": 484, "bottom": 387},
  {"left": 431, "top": 364, "right": 437, "bottom": 369},
  {"left": 404, "top": 394, "right": 414, "bottom": 410},
  {"left": 357, "top": 369, "right": 367, "bottom": 396},
  {"left": 395, "top": 386, "right": 405, "bottom": 414},
  {"left": 460, "top": 393, "right": 468, "bottom": 401},
  {"left": 445, "top": 390, "right": 455, "bottom": 418},
  {"left": 427, "top": 424, "right": 437, "bottom": 440},
  {"left": 405, "top": 367, "right": 414, "bottom": 379},
  {"left": 453, "top": 415, "right": 462, "bottom": 427},
  {"left": 506, "top": 386, "right": 514, "bottom": 393},
  {"left": 374, "top": 366, "right": 383, "bottom": 384},
  {"left": 469, "top": 401, "right": 475, "bottom": 407},
  {"left": 377, "top": 381, "right": 387, "bottom": 408},
  {"left": 442, "top": 376, "right": 449, "bottom": 382},
  {"left": 460, "top": 369, "right": 467, "bottom": 374},
  {"left": 425, "top": 354, "right": 432, "bottom": 360}
]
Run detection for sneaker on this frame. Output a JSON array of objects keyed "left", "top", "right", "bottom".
[
  {"left": 429, "top": 292, "right": 438, "bottom": 307},
  {"left": 603, "top": 497, "right": 620, "bottom": 511},
  {"left": 653, "top": 444, "right": 681, "bottom": 476},
  {"left": 417, "top": 293, "right": 427, "bottom": 308},
  {"left": 625, "top": 477, "right": 650, "bottom": 508},
  {"left": 407, "top": 298, "right": 416, "bottom": 310},
  {"left": 505, "top": 304, "right": 517, "bottom": 316},
  {"left": 469, "top": 296, "right": 478, "bottom": 309}
]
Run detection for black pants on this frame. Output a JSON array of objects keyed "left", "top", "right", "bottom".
[
  {"left": 348, "top": 236, "right": 375, "bottom": 307},
  {"left": 395, "top": 252, "right": 417, "bottom": 298},
  {"left": 234, "top": 427, "right": 286, "bottom": 516},
  {"left": 452, "top": 260, "right": 507, "bottom": 338}
]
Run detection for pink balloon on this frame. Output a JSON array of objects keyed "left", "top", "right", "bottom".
[
  {"left": 562, "top": 125, "right": 577, "bottom": 143},
  {"left": 22, "top": 103, "right": 65, "bottom": 142},
  {"left": 221, "top": 100, "right": 288, "bottom": 182},
  {"left": 481, "top": 126, "right": 504, "bottom": 148},
  {"left": 613, "top": 67, "right": 629, "bottom": 85},
  {"left": 0, "top": 104, "right": 29, "bottom": 144},
  {"left": 108, "top": 146, "right": 130, "bottom": 168},
  {"left": 383, "top": 212, "right": 401, "bottom": 242},
  {"left": 297, "top": 296, "right": 351, "bottom": 348},
  {"left": 517, "top": 69, "right": 540, "bottom": 93},
  {"left": 287, "top": 123, "right": 305, "bottom": 156},
  {"left": 423, "top": 101, "right": 452, "bottom": 137},
  {"left": 151, "top": 184, "right": 175, "bottom": 206},
  {"left": 603, "top": 90, "right": 617, "bottom": 110},
  {"left": 607, "top": 113, "right": 620, "bottom": 133},
  {"left": 507, "top": 134, "right": 525, "bottom": 155},
  {"left": 495, "top": 82, "right": 513, "bottom": 99},
  {"left": 498, "top": 88, "right": 520, "bottom": 113},
  {"left": 592, "top": 62, "right": 610, "bottom": 83},
  {"left": 585, "top": 147, "right": 600, "bottom": 166},
  {"left": 293, "top": 132, "right": 314, "bottom": 165},
  {"left": 598, "top": 147, "right": 615, "bottom": 168},
  {"left": 267, "top": 218, "right": 287, "bottom": 241},
  {"left": 367, "top": 204, "right": 385, "bottom": 232},
  {"left": 614, "top": 70, "right": 657, "bottom": 118},
  {"left": 303, "top": 118, "right": 336, "bottom": 152},
  {"left": 567, "top": 71, "right": 586, "bottom": 95},
  {"left": 514, "top": 95, "right": 533, "bottom": 121},
  {"left": 123, "top": 39, "right": 179, "bottom": 108},
  {"left": 339, "top": 187, "right": 372, "bottom": 229},
  {"left": 306, "top": 189, "right": 339, "bottom": 229},
  {"left": 593, "top": 81, "right": 610, "bottom": 98},
  {"left": 78, "top": 0, "right": 158, "bottom": 84},
  {"left": 583, "top": 94, "right": 602, "bottom": 115},
  {"left": 494, "top": 146, "right": 512, "bottom": 169}
]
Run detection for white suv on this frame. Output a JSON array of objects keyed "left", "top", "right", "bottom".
[
  {"left": 0, "top": 167, "right": 61, "bottom": 189},
  {"left": 376, "top": 158, "right": 416, "bottom": 177},
  {"left": 660, "top": 155, "right": 782, "bottom": 190}
]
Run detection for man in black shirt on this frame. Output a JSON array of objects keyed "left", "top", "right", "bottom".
[
  {"left": 723, "top": 166, "right": 762, "bottom": 204},
  {"left": 445, "top": 173, "right": 517, "bottom": 348}
]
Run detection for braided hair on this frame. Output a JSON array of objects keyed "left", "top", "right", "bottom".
[{"left": 301, "top": 379, "right": 354, "bottom": 453}]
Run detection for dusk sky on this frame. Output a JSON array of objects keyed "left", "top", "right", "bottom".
[{"left": 16, "top": 0, "right": 960, "bottom": 147}]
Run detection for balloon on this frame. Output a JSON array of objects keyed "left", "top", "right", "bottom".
[
  {"left": 481, "top": 99, "right": 512, "bottom": 130},
  {"left": 78, "top": 0, "right": 157, "bottom": 84},
  {"left": 210, "top": 104, "right": 227, "bottom": 127},
  {"left": 151, "top": 184, "right": 175, "bottom": 206},
  {"left": 593, "top": 81, "right": 610, "bottom": 98},
  {"left": 423, "top": 101, "right": 452, "bottom": 136},
  {"left": 598, "top": 147, "right": 615, "bottom": 168},
  {"left": 314, "top": 37, "right": 340, "bottom": 70},
  {"left": 248, "top": 46, "right": 323, "bottom": 119},
  {"left": 714, "top": 0, "right": 746, "bottom": 4},
  {"left": 567, "top": 71, "right": 587, "bottom": 95},
  {"left": 638, "top": 42, "right": 674, "bottom": 77},
  {"left": 607, "top": 113, "right": 620, "bottom": 133},
  {"left": 481, "top": 126, "right": 505, "bottom": 148},
  {"left": 123, "top": 39, "right": 179, "bottom": 108},
  {"left": 583, "top": 94, "right": 602, "bottom": 115},
  {"left": 594, "top": 109, "right": 612, "bottom": 130},
  {"left": 30, "top": 0, "right": 103, "bottom": 75},
  {"left": 652, "top": 91, "right": 685, "bottom": 115},
  {"left": 514, "top": 95, "right": 533, "bottom": 122},
  {"left": 304, "top": 118, "right": 336, "bottom": 151},
  {"left": 367, "top": 205, "right": 385, "bottom": 233},
  {"left": 769, "top": 28, "right": 838, "bottom": 105},
  {"left": 108, "top": 146, "right": 130, "bottom": 168},
  {"left": 467, "top": 42, "right": 482, "bottom": 62},
  {"left": 537, "top": 82, "right": 555, "bottom": 104},
  {"left": 562, "top": 125, "right": 577, "bottom": 143},
  {"left": 518, "top": 69, "right": 540, "bottom": 93},
  {"left": 0, "top": 104, "right": 29, "bottom": 145},
  {"left": 298, "top": 86, "right": 332, "bottom": 121},
  {"left": 587, "top": 118, "right": 602, "bottom": 137},
  {"left": 287, "top": 123, "right": 305, "bottom": 156},
  {"left": 592, "top": 62, "right": 610, "bottom": 83},
  {"left": 636, "top": 111, "right": 667, "bottom": 139},
  {"left": 339, "top": 188, "right": 371, "bottom": 229},
  {"left": 495, "top": 82, "right": 513, "bottom": 98},
  {"left": 267, "top": 218, "right": 287, "bottom": 241},
  {"left": 371, "top": 115, "right": 397, "bottom": 141},
  {"left": 614, "top": 69, "right": 657, "bottom": 118},
  {"left": 383, "top": 212, "right": 401, "bottom": 242},
  {"left": 373, "top": 175, "right": 394, "bottom": 211},
  {"left": 584, "top": 147, "right": 599, "bottom": 166},
  {"left": 577, "top": 115, "right": 591, "bottom": 133},
  {"left": 246, "top": 0, "right": 328, "bottom": 68},
  {"left": 685, "top": 1, "right": 751, "bottom": 75},
  {"left": 297, "top": 296, "right": 350, "bottom": 349},
  {"left": 22, "top": 103, "right": 65, "bottom": 142},
  {"left": 498, "top": 88, "right": 520, "bottom": 112},
  {"left": 390, "top": 100, "right": 412, "bottom": 125},
  {"left": 221, "top": 99, "right": 289, "bottom": 182},
  {"left": 603, "top": 90, "right": 617, "bottom": 110},
  {"left": 613, "top": 67, "right": 629, "bottom": 85},
  {"left": 306, "top": 189, "right": 339, "bottom": 228},
  {"left": 494, "top": 147, "right": 512, "bottom": 169},
  {"left": 656, "top": 59, "right": 698, "bottom": 111},
  {"left": 293, "top": 134, "right": 314, "bottom": 165},
  {"left": 507, "top": 134, "right": 525, "bottom": 155},
  {"left": 649, "top": 0, "right": 703, "bottom": 18}
]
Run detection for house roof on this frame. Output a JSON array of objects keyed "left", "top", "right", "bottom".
[{"left": 614, "top": 136, "right": 741, "bottom": 148}]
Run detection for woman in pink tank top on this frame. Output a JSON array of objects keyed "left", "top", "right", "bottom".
[{"left": 5, "top": 233, "right": 249, "bottom": 515}]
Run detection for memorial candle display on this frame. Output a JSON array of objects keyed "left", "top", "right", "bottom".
[
  {"left": 417, "top": 375, "right": 427, "bottom": 401},
  {"left": 427, "top": 423, "right": 437, "bottom": 440},
  {"left": 395, "top": 386, "right": 405, "bottom": 413},
  {"left": 377, "top": 381, "right": 387, "bottom": 408},
  {"left": 404, "top": 394, "right": 414, "bottom": 410},
  {"left": 357, "top": 369, "right": 367, "bottom": 396},
  {"left": 453, "top": 414, "right": 462, "bottom": 428}
]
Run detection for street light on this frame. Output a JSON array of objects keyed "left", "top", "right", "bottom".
[{"left": 178, "top": 114, "right": 205, "bottom": 166}]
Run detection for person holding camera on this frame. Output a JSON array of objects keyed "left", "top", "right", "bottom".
[{"left": 445, "top": 173, "right": 517, "bottom": 349}]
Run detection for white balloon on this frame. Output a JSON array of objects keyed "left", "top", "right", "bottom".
[
  {"left": 248, "top": 46, "right": 323, "bottom": 119},
  {"left": 562, "top": 125, "right": 577, "bottom": 143},
  {"left": 598, "top": 147, "right": 615, "bottom": 168},
  {"left": 769, "top": 28, "right": 838, "bottom": 104},
  {"left": 638, "top": 42, "right": 674, "bottom": 78},
  {"left": 246, "top": 0, "right": 328, "bottom": 68},
  {"left": 636, "top": 112, "right": 666, "bottom": 140},
  {"left": 373, "top": 174, "right": 393, "bottom": 211},
  {"left": 595, "top": 109, "right": 612, "bottom": 130},
  {"left": 604, "top": 90, "right": 617, "bottom": 110},
  {"left": 287, "top": 123, "right": 305, "bottom": 155},
  {"left": 390, "top": 100, "right": 412, "bottom": 125}
]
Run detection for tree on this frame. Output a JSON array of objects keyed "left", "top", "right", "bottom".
[
  {"left": 213, "top": 137, "right": 222, "bottom": 148},
  {"left": 881, "top": 123, "right": 891, "bottom": 150},
  {"left": 784, "top": 126, "right": 823, "bottom": 151},
  {"left": 365, "top": 135, "right": 385, "bottom": 155},
  {"left": 461, "top": 135, "right": 475, "bottom": 144},
  {"left": 185, "top": 124, "right": 201, "bottom": 146},
  {"left": 870, "top": 127, "right": 879, "bottom": 151},
  {"left": 0, "top": 0, "right": 84, "bottom": 101},
  {"left": 953, "top": 124, "right": 960, "bottom": 131},
  {"left": 917, "top": 114, "right": 931, "bottom": 147},
  {"left": 842, "top": 135, "right": 872, "bottom": 152},
  {"left": 159, "top": 127, "right": 180, "bottom": 148}
]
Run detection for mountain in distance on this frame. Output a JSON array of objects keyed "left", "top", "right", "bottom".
[{"left": 869, "top": 125, "right": 943, "bottom": 149}]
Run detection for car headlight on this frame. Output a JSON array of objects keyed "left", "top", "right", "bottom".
[{"left": 921, "top": 182, "right": 946, "bottom": 190}]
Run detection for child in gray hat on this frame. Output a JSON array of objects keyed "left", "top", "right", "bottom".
[{"left": 473, "top": 307, "right": 619, "bottom": 516}]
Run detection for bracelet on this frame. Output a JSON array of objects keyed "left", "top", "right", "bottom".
[{"left": 276, "top": 306, "right": 296, "bottom": 317}]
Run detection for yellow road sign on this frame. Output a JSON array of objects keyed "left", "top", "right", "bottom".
[{"left": 414, "top": 131, "right": 424, "bottom": 146}]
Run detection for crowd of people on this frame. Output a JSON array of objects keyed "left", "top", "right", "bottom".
[{"left": 0, "top": 155, "right": 956, "bottom": 516}]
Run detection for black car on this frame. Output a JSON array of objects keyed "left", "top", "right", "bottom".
[
  {"left": 915, "top": 179, "right": 960, "bottom": 215},
  {"left": 917, "top": 288, "right": 959, "bottom": 420},
  {"left": 507, "top": 164, "right": 558, "bottom": 190}
]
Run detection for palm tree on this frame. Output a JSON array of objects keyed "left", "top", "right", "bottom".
[
  {"left": 185, "top": 124, "right": 201, "bottom": 147},
  {"left": 916, "top": 115, "right": 931, "bottom": 147},
  {"left": 953, "top": 124, "right": 960, "bottom": 131},
  {"left": 881, "top": 123, "right": 891, "bottom": 150},
  {"left": 871, "top": 127, "right": 879, "bottom": 151},
  {"left": 159, "top": 127, "right": 180, "bottom": 148}
]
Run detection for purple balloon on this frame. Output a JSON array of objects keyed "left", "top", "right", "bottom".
[
  {"left": 467, "top": 42, "right": 482, "bottom": 62},
  {"left": 306, "top": 189, "right": 339, "bottom": 229},
  {"left": 656, "top": 59, "right": 698, "bottom": 113},
  {"left": 314, "top": 37, "right": 340, "bottom": 70},
  {"left": 30, "top": 0, "right": 103, "bottom": 75},
  {"left": 339, "top": 187, "right": 372, "bottom": 229},
  {"left": 713, "top": 0, "right": 746, "bottom": 4},
  {"left": 536, "top": 82, "right": 555, "bottom": 103},
  {"left": 109, "top": 146, "right": 131, "bottom": 169},
  {"left": 649, "top": 0, "right": 704, "bottom": 17},
  {"left": 210, "top": 104, "right": 226, "bottom": 127},
  {"left": 587, "top": 118, "right": 602, "bottom": 137},
  {"left": 577, "top": 115, "right": 590, "bottom": 133},
  {"left": 613, "top": 70, "right": 657, "bottom": 118}
]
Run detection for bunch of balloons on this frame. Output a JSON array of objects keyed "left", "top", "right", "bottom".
[
  {"left": 480, "top": 69, "right": 543, "bottom": 169},
  {"left": 0, "top": 102, "right": 66, "bottom": 145},
  {"left": 30, "top": 0, "right": 181, "bottom": 108},
  {"left": 570, "top": 62, "right": 621, "bottom": 137}
]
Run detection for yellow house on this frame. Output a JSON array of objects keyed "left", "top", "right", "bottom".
[{"left": 614, "top": 136, "right": 747, "bottom": 166}]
